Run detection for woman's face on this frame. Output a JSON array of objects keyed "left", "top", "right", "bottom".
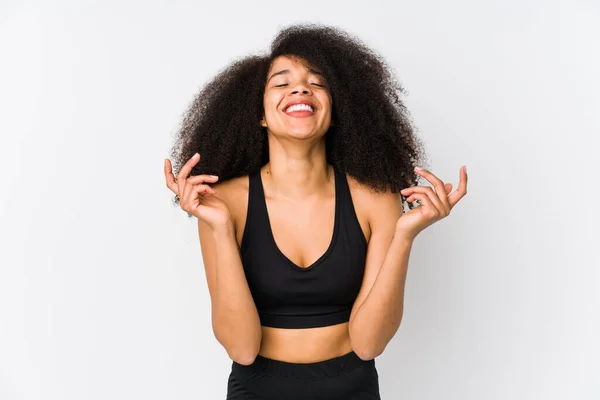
[{"left": 262, "top": 55, "right": 332, "bottom": 141}]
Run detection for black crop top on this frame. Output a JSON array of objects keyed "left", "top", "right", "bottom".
[{"left": 240, "top": 168, "right": 368, "bottom": 329}]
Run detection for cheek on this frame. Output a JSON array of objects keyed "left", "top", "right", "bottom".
[
  {"left": 319, "top": 91, "right": 332, "bottom": 108},
  {"left": 263, "top": 94, "right": 280, "bottom": 116},
  {"left": 321, "top": 95, "right": 333, "bottom": 118}
]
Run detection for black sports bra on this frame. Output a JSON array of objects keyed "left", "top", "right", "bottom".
[{"left": 240, "top": 168, "right": 368, "bottom": 329}]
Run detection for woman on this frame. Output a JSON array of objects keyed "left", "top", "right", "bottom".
[{"left": 164, "top": 24, "right": 467, "bottom": 399}]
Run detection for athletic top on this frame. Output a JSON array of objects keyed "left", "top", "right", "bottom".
[{"left": 240, "top": 168, "right": 368, "bottom": 329}]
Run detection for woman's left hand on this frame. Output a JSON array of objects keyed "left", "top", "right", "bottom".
[{"left": 396, "top": 166, "right": 468, "bottom": 241}]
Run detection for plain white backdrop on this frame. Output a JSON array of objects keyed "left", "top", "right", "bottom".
[{"left": 1, "top": 0, "right": 599, "bottom": 399}]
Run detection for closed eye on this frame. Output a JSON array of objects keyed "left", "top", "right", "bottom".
[{"left": 274, "top": 83, "right": 326, "bottom": 88}]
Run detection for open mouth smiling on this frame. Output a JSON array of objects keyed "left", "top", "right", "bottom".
[{"left": 284, "top": 101, "right": 316, "bottom": 113}]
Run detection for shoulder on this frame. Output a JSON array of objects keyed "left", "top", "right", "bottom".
[
  {"left": 209, "top": 175, "right": 250, "bottom": 245},
  {"left": 212, "top": 174, "right": 249, "bottom": 204},
  {"left": 346, "top": 174, "right": 401, "bottom": 208},
  {"left": 345, "top": 174, "right": 403, "bottom": 238}
]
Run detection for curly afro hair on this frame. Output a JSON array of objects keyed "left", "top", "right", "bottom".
[{"left": 169, "top": 23, "right": 427, "bottom": 201}]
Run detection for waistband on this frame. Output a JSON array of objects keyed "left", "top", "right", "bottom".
[{"left": 232, "top": 351, "right": 373, "bottom": 379}]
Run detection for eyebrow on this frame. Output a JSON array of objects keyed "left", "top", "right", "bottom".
[{"left": 266, "top": 68, "right": 324, "bottom": 83}]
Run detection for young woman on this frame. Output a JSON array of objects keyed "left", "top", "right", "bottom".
[{"left": 164, "top": 24, "right": 467, "bottom": 399}]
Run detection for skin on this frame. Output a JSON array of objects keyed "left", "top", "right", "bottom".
[{"left": 164, "top": 55, "right": 468, "bottom": 365}]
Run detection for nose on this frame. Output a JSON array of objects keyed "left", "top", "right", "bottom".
[{"left": 290, "top": 81, "right": 312, "bottom": 95}]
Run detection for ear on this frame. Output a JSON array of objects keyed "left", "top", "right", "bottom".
[{"left": 260, "top": 118, "right": 267, "bottom": 127}]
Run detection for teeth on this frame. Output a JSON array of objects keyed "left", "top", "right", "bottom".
[{"left": 286, "top": 103, "right": 314, "bottom": 112}]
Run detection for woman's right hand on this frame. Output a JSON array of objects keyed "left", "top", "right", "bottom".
[{"left": 164, "top": 153, "right": 232, "bottom": 230}]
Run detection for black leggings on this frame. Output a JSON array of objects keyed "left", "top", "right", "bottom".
[{"left": 226, "top": 351, "right": 380, "bottom": 399}]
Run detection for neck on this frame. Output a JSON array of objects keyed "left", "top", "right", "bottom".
[{"left": 262, "top": 137, "right": 332, "bottom": 199}]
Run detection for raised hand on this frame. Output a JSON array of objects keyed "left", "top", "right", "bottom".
[
  {"left": 396, "top": 166, "right": 468, "bottom": 240},
  {"left": 164, "top": 153, "right": 232, "bottom": 229}
]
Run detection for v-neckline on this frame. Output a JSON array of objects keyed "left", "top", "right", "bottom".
[{"left": 257, "top": 168, "right": 340, "bottom": 271}]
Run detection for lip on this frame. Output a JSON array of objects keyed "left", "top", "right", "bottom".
[{"left": 283, "top": 100, "right": 317, "bottom": 113}]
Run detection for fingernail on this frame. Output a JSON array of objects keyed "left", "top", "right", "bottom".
[
  {"left": 415, "top": 166, "right": 423, "bottom": 171},
  {"left": 193, "top": 153, "right": 199, "bottom": 158},
  {"left": 209, "top": 175, "right": 218, "bottom": 179},
  {"left": 464, "top": 165, "right": 467, "bottom": 173}
]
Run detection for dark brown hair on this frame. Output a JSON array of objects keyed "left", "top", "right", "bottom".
[{"left": 169, "top": 24, "right": 426, "bottom": 201}]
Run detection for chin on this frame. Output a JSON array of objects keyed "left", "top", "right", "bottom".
[
  {"left": 282, "top": 125, "right": 329, "bottom": 141},
  {"left": 268, "top": 123, "right": 329, "bottom": 142},
  {"left": 287, "top": 130, "right": 321, "bottom": 140}
]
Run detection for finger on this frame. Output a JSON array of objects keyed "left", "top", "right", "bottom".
[
  {"left": 186, "top": 174, "right": 219, "bottom": 185},
  {"left": 445, "top": 183, "right": 453, "bottom": 194},
  {"left": 402, "top": 186, "right": 445, "bottom": 213},
  {"left": 187, "top": 184, "right": 217, "bottom": 200},
  {"left": 405, "top": 192, "right": 436, "bottom": 215},
  {"left": 401, "top": 186, "right": 448, "bottom": 215},
  {"left": 414, "top": 167, "right": 451, "bottom": 211},
  {"left": 183, "top": 177, "right": 217, "bottom": 198},
  {"left": 180, "top": 185, "right": 215, "bottom": 213},
  {"left": 186, "top": 184, "right": 217, "bottom": 210},
  {"left": 193, "top": 183, "right": 217, "bottom": 195},
  {"left": 164, "top": 158, "right": 179, "bottom": 195},
  {"left": 176, "top": 153, "right": 202, "bottom": 196},
  {"left": 177, "top": 153, "right": 201, "bottom": 184},
  {"left": 447, "top": 166, "right": 468, "bottom": 208},
  {"left": 182, "top": 174, "right": 219, "bottom": 201},
  {"left": 182, "top": 182, "right": 215, "bottom": 207}
]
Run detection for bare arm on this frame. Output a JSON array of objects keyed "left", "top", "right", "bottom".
[
  {"left": 198, "top": 220, "right": 262, "bottom": 365},
  {"left": 348, "top": 191, "right": 408, "bottom": 360},
  {"left": 349, "top": 166, "right": 467, "bottom": 360},
  {"left": 165, "top": 155, "right": 262, "bottom": 365}
]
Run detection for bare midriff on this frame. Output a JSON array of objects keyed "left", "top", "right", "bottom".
[{"left": 258, "top": 322, "right": 353, "bottom": 363}]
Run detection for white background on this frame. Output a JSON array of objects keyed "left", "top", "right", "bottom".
[{"left": 1, "top": 0, "right": 599, "bottom": 399}]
